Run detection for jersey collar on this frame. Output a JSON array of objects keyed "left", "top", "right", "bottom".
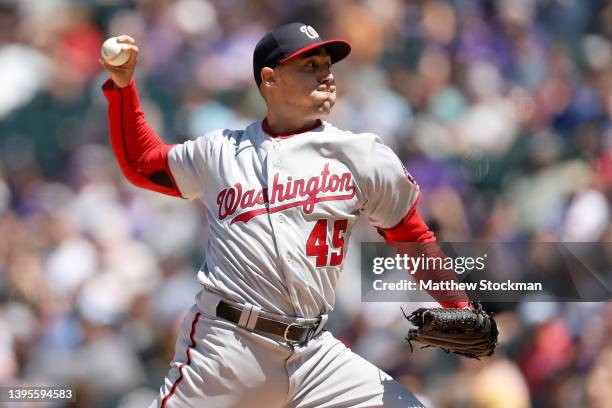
[{"left": 261, "top": 118, "right": 323, "bottom": 138}]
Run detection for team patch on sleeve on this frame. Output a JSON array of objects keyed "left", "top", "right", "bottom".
[{"left": 402, "top": 164, "right": 418, "bottom": 186}]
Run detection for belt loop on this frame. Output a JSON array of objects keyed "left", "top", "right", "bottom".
[
  {"left": 198, "top": 289, "right": 222, "bottom": 317},
  {"left": 313, "top": 314, "right": 328, "bottom": 337},
  {"left": 238, "top": 305, "right": 253, "bottom": 328},
  {"left": 246, "top": 306, "right": 261, "bottom": 330}
]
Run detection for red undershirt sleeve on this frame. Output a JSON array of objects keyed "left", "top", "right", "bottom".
[
  {"left": 377, "top": 207, "right": 470, "bottom": 309},
  {"left": 102, "top": 78, "right": 183, "bottom": 198}
]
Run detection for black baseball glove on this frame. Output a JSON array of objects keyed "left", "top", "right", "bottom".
[{"left": 404, "top": 302, "right": 499, "bottom": 359}]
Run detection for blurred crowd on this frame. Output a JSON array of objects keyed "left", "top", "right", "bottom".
[{"left": 1, "top": 0, "right": 612, "bottom": 407}]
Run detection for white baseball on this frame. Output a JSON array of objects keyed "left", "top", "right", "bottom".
[{"left": 101, "top": 37, "right": 130, "bottom": 66}]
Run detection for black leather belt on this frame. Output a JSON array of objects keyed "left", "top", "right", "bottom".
[{"left": 216, "top": 300, "right": 319, "bottom": 344}]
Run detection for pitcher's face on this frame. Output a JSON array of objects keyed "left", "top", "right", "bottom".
[{"left": 273, "top": 48, "right": 336, "bottom": 116}]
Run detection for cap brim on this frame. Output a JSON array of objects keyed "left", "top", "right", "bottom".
[{"left": 279, "top": 40, "right": 351, "bottom": 65}]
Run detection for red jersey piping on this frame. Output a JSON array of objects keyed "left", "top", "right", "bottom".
[{"left": 160, "top": 312, "right": 201, "bottom": 407}]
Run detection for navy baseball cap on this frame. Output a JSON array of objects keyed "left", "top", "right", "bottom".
[{"left": 253, "top": 22, "right": 351, "bottom": 86}]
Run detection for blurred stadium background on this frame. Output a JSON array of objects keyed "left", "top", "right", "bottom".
[{"left": 1, "top": 0, "right": 611, "bottom": 407}]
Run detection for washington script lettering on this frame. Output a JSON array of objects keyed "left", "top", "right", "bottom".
[{"left": 216, "top": 163, "right": 356, "bottom": 224}]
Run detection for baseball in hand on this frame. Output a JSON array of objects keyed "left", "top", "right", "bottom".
[{"left": 101, "top": 37, "right": 130, "bottom": 66}]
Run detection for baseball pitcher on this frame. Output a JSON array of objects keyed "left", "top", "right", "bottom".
[{"left": 100, "top": 23, "right": 486, "bottom": 408}]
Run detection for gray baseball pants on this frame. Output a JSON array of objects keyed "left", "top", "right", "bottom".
[{"left": 149, "top": 290, "right": 425, "bottom": 408}]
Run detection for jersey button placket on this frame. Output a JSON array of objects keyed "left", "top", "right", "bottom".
[
  {"left": 272, "top": 141, "right": 281, "bottom": 167},
  {"left": 265, "top": 139, "right": 300, "bottom": 310}
]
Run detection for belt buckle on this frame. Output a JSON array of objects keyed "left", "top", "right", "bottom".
[
  {"left": 283, "top": 323, "right": 299, "bottom": 344},
  {"left": 283, "top": 322, "right": 317, "bottom": 345}
]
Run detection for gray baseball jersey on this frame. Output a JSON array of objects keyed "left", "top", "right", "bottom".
[{"left": 167, "top": 120, "right": 420, "bottom": 318}]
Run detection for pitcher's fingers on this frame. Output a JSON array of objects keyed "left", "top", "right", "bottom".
[
  {"left": 116, "top": 34, "right": 136, "bottom": 44},
  {"left": 125, "top": 50, "right": 138, "bottom": 65},
  {"left": 121, "top": 44, "right": 139, "bottom": 54},
  {"left": 122, "top": 45, "right": 139, "bottom": 65},
  {"left": 99, "top": 58, "right": 125, "bottom": 71}
]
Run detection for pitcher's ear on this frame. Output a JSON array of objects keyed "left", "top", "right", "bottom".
[{"left": 261, "top": 67, "right": 277, "bottom": 88}]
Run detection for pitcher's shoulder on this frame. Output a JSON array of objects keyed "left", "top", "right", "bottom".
[
  {"left": 208, "top": 127, "right": 247, "bottom": 142},
  {"left": 322, "top": 122, "right": 383, "bottom": 152},
  {"left": 187, "top": 125, "right": 251, "bottom": 149}
]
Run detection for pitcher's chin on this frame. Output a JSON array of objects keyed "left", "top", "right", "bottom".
[{"left": 316, "top": 100, "right": 335, "bottom": 115}]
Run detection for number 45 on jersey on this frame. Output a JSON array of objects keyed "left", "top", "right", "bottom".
[{"left": 306, "top": 219, "right": 348, "bottom": 267}]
